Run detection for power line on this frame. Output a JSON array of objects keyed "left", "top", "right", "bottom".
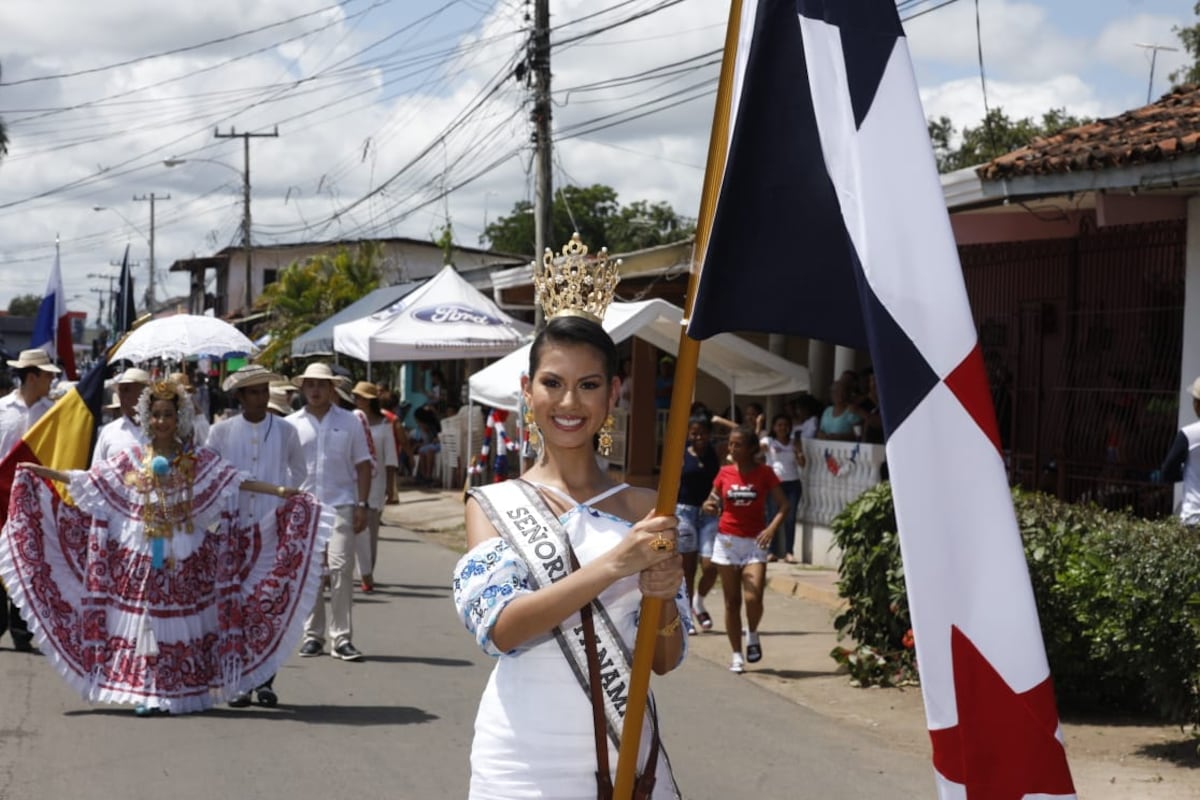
[{"left": 0, "top": 0, "right": 385, "bottom": 88}]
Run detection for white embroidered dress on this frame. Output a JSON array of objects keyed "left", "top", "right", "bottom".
[
  {"left": 0, "top": 446, "right": 330, "bottom": 714},
  {"left": 453, "top": 482, "right": 688, "bottom": 800}
]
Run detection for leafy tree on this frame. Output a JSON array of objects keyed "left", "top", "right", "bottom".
[
  {"left": 7, "top": 294, "right": 41, "bottom": 317},
  {"left": 482, "top": 184, "right": 695, "bottom": 255},
  {"left": 1170, "top": 3, "right": 1200, "bottom": 86},
  {"left": 928, "top": 107, "right": 1090, "bottom": 174},
  {"left": 608, "top": 200, "right": 695, "bottom": 252},
  {"left": 434, "top": 221, "right": 455, "bottom": 266},
  {"left": 252, "top": 242, "right": 381, "bottom": 369}
]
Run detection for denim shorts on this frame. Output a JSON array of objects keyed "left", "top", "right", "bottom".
[
  {"left": 711, "top": 532, "right": 769, "bottom": 567},
  {"left": 676, "top": 503, "right": 719, "bottom": 557}
]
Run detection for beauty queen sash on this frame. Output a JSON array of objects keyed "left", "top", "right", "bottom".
[{"left": 468, "top": 479, "right": 640, "bottom": 747}]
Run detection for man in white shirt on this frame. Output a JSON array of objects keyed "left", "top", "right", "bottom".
[
  {"left": 0, "top": 349, "right": 60, "bottom": 652},
  {"left": 287, "top": 362, "right": 373, "bottom": 661},
  {"left": 91, "top": 367, "right": 150, "bottom": 465},
  {"left": 207, "top": 364, "right": 308, "bottom": 705}
]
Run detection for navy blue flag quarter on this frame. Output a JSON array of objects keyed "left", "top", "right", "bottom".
[
  {"left": 687, "top": 1, "right": 1076, "bottom": 796},
  {"left": 689, "top": 0, "right": 867, "bottom": 350},
  {"left": 114, "top": 244, "right": 136, "bottom": 336}
]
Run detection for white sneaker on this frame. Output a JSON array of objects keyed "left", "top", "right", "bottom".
[{"left": 729, "top": 652, "right": 745, "bottom": 673}]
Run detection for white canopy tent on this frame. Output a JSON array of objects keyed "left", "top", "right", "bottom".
[
  {"left": 333, "top": 264, "right": 532, "bottom": 363},
  {"left": 469, "top": 298, "right": 810, "bottom": 412}
]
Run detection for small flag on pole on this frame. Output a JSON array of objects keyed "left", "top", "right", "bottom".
[
  {"left": 31, "top": 250, "right": 77, "bottom": 379},
  {"left": 114, "top": 244, "right": 137, "bottom": 338},
  {"left": 687, "top": 1, "right": 1076, "bottom": 796}
]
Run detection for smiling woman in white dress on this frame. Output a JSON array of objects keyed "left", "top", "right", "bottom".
[{"left": 453, "top": 310, "right": 690, "bottom": 799}]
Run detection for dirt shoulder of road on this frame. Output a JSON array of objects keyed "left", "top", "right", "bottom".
[{"left": 384, "top": 488, "right": 1200, "bottom": 798}]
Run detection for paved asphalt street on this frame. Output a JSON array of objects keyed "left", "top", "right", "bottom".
[{"left": 0, "top": 516, "right": 934, "bottom": 800}]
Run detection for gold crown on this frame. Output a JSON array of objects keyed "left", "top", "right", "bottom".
[
  {"left": 150, "top": 380, "right": 181, "bottom": 402},
  {"left": 532, "top": 232, "right": 620, "bottom": 324}
]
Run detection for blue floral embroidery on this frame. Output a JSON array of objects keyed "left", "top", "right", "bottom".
[{"left": 452, "top": 538, "right": 532, "bottom": 657}]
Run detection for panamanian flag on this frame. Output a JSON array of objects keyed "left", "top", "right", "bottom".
[
  {"left": 688, "top": 1, "right": 1076, "bottom": 797},
  {"left": 31, "top": 250, "right": 78, "bottom": 380}
]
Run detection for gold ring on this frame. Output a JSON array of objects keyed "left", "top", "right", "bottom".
[{"left": 649, "top": 536, "right": 674, "bottom": 553}]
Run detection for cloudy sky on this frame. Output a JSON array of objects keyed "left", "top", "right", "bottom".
[{"left": 0, "top": 0, "right": 1193, "bottom": 326}]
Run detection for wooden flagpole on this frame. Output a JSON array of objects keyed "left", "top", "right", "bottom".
[{"left": 613, "top": 1, "right": 744, "bottom": 795}]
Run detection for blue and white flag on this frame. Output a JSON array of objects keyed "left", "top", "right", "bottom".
[
  {"left": 688, "top": 2, "right": 1076, "bottom": 797},
  {"left": 31, "top": 249, "right": 77, "bottom": 379}
]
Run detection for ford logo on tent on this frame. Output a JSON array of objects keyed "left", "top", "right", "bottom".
[{"left": 413, "top": 304, "right": 503, "bottom": 326}]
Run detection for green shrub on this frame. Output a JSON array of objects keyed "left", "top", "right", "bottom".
[
  {"left": 829, "top": 482, "right": 917, "bottom": 687},
  {"left": 830, "top": 482, "right": 1200, "bottom": 726}
]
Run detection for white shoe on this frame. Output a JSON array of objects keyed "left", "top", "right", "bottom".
[{"left": 729, "top": 652, "right": 745, "bottom": 673}]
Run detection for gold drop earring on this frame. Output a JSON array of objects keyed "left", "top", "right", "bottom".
[
  {"left": 598, "top": 414, "right": 615, "bottom": 457},
  {"left": 523, "top": 408, "right": 541, "bottom": 449}
]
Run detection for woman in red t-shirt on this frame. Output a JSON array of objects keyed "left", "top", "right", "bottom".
[{"left": 702, "top": 426, "right": 788, "bottom": 673}]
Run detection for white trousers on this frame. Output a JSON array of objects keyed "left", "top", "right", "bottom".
[{"left": 305, "top": 506, "right": 356, "bottom": 647}]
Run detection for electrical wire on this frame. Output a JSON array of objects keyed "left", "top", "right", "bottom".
[
  {"left": 0, "top": 0, "right": 383, "bottom": 87},
  {"left": 0, "top": 0, "right": 962, "bottom": 272}
]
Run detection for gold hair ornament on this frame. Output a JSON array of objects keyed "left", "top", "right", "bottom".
[{"left": 532, "top": 232, "right": 621, "bottom": 323}]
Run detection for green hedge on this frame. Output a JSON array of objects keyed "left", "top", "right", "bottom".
[{"left": 830, "top": 482, "right": 1200, "bottom": 725}]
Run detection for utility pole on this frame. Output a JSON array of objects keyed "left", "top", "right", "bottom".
[
  {"left": 133, "top": 193, "right": 170, "bottom": 313},
  {"left": 89, "top": 270, "right": 118, "bottom": 331},
  {"left": 89, "top": 287, "right": 107, "bottom": 328},
  {"left": 1135, "top": 43, "right": 1179, "bottom": 104},
  {"left": 531, "top": 0, "right": 552, "bottom": 331},
  {"left": 215, "top": 126, "right": 279, "bottom": 316}
]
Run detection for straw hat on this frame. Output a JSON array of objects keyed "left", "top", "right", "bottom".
[
  {"left": 351, "top": 381, "right": 379, "bottom": 400},
  {"left": 223, "top": 364, "right": 283, "bottom": 393},
  {"left": 291, "top": 362, "right": 339, "bottom": 387},
  {"left": 115, "top": 367, "right": 151, "bottom": 385},
  {"left": 267, "top": 387, "right": 292, "bottom": 416},
  {"left": 6, "top": 349, "right": 61, "bottom": 373}
]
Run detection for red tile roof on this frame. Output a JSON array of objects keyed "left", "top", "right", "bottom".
[{"left": 976, "top": 85, "right": 1200, "bottom": 181}]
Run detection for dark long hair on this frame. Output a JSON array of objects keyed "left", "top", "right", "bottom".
[
  {"left": 730, "top": 425, "right": 760, "bottom": 456},
  {"left": 529, "top": 315, "right": 619, "bottom": 381}
]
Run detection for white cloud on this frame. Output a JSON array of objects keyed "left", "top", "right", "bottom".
[
  {"left": 905, "top": 0, "right": 1085, "bottom": 78},
  {"left": 920, "top": 74, "right": 1105, "bottom": 137},
  {"left": 1094, "top": 12, "right": 1193, "bottom": 102}
]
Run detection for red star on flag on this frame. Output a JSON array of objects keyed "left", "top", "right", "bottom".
[{"left": 929, "top": 626, "right": 1075, "bottom": 799}]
